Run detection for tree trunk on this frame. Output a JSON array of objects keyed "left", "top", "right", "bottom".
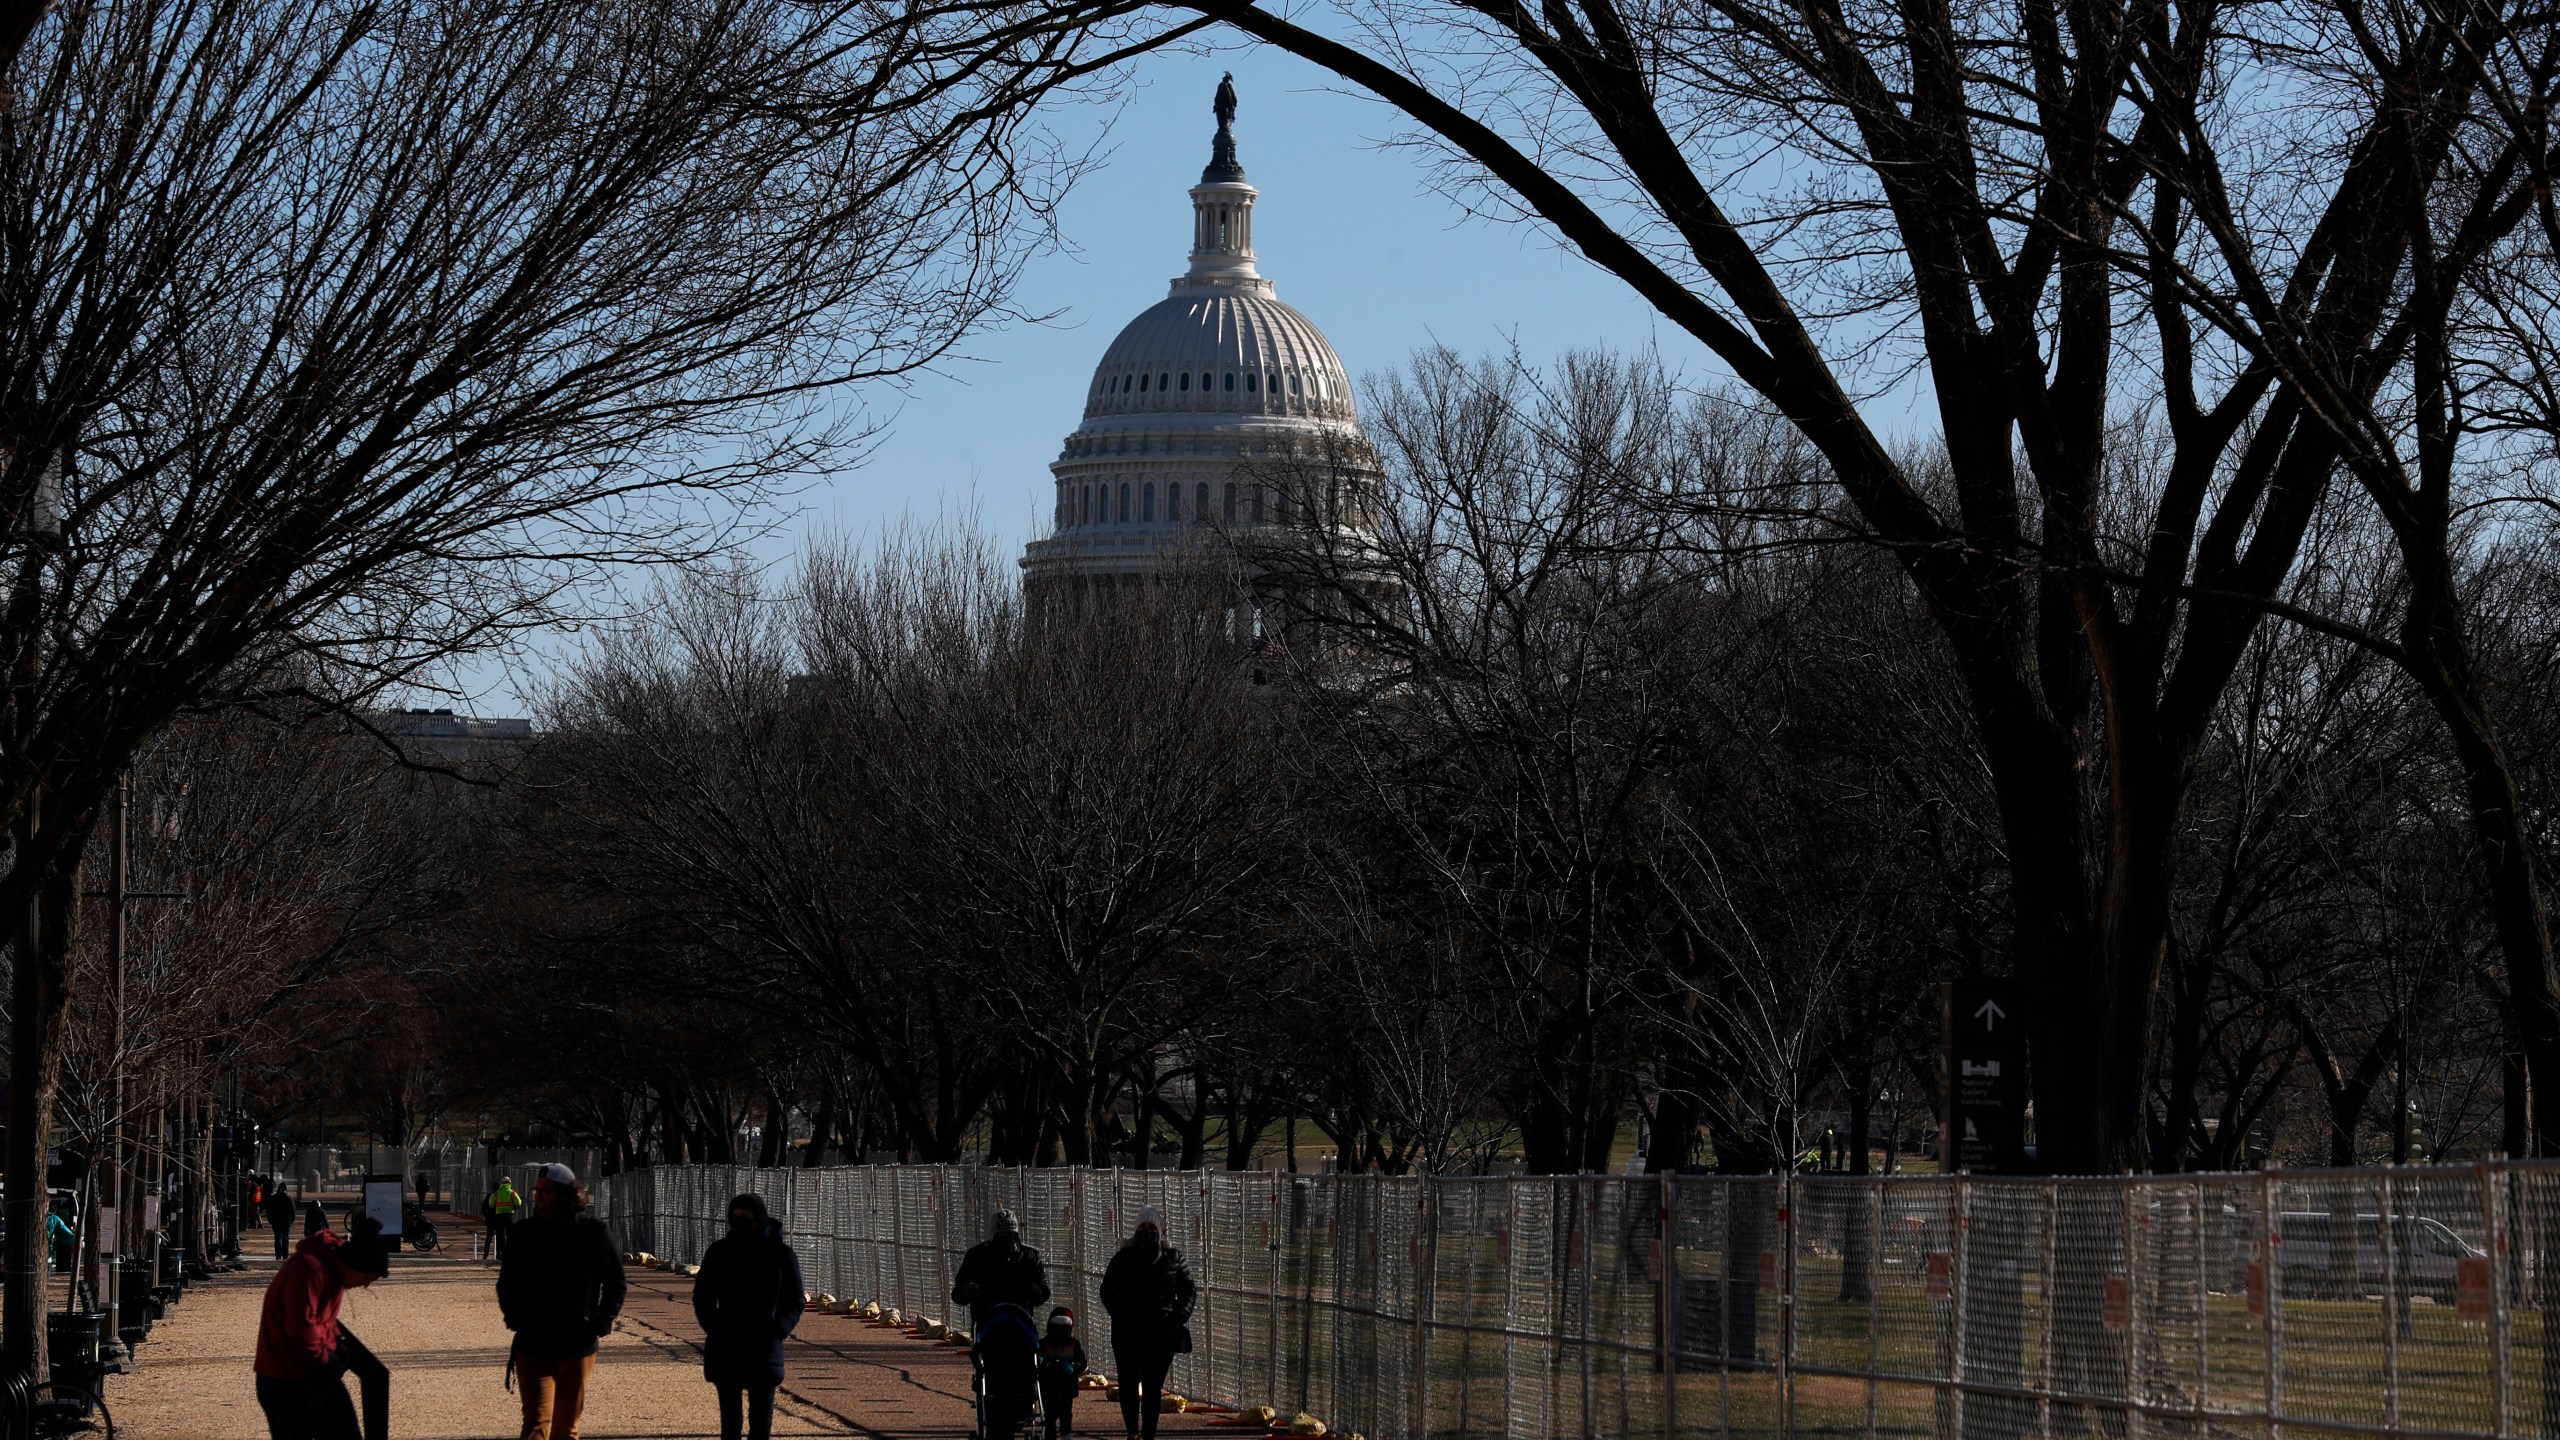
[
  {"left": 1132, "top": 1070, "right": 1158, "bottom": 1171},
  {"left": 803, "top": 1089, "right": 834, "bottom": 1169},
  {"left": 1646, "top": 1087, "right": 1698, "bottom": 1173},
  {"left": 2402, "top": 625, "right": 2560, "bottom": 1159},
  {"left": 1839, "top": 1071, "right": 1872, "bottom": 1303},
  {"left": 6, "top": 851, "right": 79, "bottom": 1380},
  {"left": 757, "top": 1091, "right": 787, "bottom": 1167}
]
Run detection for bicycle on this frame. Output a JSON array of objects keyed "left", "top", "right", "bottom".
[
  {"left": 403, "top": 1202, "right": 440, "bottom": 1253},
  {"left": 339, "top": 1200, "right": 439, "bottom": 1251}
]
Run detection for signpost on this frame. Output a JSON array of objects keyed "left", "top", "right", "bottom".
[
  {"left": 1940, "top": 978, "right": 2032, "bottom": 1440},
  {"left": 363, "top": 1175, "right": 405, "bottom": 1244},
  {"left": 1940, "top": 978, "right": 2029, "bottom": 1174}
]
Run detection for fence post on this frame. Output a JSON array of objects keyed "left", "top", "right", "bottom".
[
  {"left": 2038, "top": 1181, "right": 2057, "bottom": 1440},
  {"left": 896, "top": 1166, "right": 907, "bottom": 1312},
  {"left": 1583, "top": 1178, "right": 1599, "bottom": 1440},
  {"left": 1659, "top": 1170, "right": 1675, "bottom": 1440},
  {"left": 1948, "top": 1175, "right": 1969, "bottom": 1440},
  {"left": 1777, "top": 1170, "right": 1795, "bottom": 1440},
  {"left": 1501, "top": 1180, "right": 1518, "bottom": 1440},
  {"left": 1866, "top": 1178, "right": 1881, "bottom": 1440},
  {"left": 1416, "top": 1173, "right": 1435, "bottom": 1440},
  {"left": 1203, "top": 1171, "right": 1219, "bottom": 1415},
  {"left": 2189, "top": 1178, "right": 2207, "bottom": 1429},
  {"left": 1267, "top": 1168, "right": 1281, "bottom": 1415},
  {"left": 2258, "top": 1168, "right": 2282, "bottom": 1440},
  {"left": 2122, "top": 1179, "right": 2142, "bottom": 1440},
  {"left": 2480, "top": 1159, "right": 2513, "bottom": 1439},
  {"left": 2374, "top": 1170, "right": 2400, "bottom": 1435}
]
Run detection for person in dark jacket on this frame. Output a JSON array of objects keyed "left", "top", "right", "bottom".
[
  {"left": 952, "top": 1208, "right": 1049, "bottom": 1331},
  {"left": 691, "top": 1193, "right": 805, "bottom": 1440},
  {"left": 263, "top": 1181, "right": 298, "bottom": 1261},
  {"left": 497, "top": 1164, "right": 626, "bottom": 1440},
  {"left": 1097, "top": 1206, "right": 1194, "bottom": 1440}
]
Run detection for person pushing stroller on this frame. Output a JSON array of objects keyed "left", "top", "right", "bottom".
[
  {"left": 955, "top": 1208, "right": 1051, "bottom": 1440},
  {"left": 952, "top": 1209, "right": 1049, "bottom": 1327}
]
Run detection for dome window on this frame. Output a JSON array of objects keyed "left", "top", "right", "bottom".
[
  {"left": 1118, "top": 483, "right": 1131, "bottom": 521},
  {"left": 1143, "top": 483, "right": 1156, "bottom": 521},
  {"left": 1196, "top": 483, "right": 1209, "bottom": 522},
  {"left": 1159, "top": 372, "right": 1170, "bottom": 392},
  {"left": 1245, "top": 372, "right": 1258, "bottom": 392},
  {"left": 1224, "top": 372, "right": 1236, "bottom": 392},
  {"left": 1079, "top": 485, "right": 1091, "bottom": 524},
  {"left": 1166, "top": 485, "right": 1181, "bottom": 521},
  {"left": 1179, "top": 372, "right": 1190, "bottom": 391},
  {"left": 1290, "top": 374, "right": 1302, "bottom": 394},
  {"left": 1223, "top": 483, "right": 1236, "bottom": 523},
  {"left": 1138, "top": 373, "right": 1149, "bottom": 392},
  {"left": 1202, "top": 372, "right": 1213, "bottom": 391}
]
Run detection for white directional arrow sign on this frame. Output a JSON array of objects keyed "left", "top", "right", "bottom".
[{"left": 1946, "top": 978, "right": 2028, "bottom": 1172}]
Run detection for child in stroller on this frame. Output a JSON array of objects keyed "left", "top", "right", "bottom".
[{"left": 972, "top": 1301, "right": 1044, "bottom": 1440}]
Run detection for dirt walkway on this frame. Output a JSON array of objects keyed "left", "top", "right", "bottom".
[{"left": 114, "top": 1241, "right": 1233, "bottom": 1440}]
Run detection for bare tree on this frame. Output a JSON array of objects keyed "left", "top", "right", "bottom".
[
  {"left": 1015, "top": 0, "right": 2560, "bottom": 1182},
  {"left": 0, "top": 0, "right": 1159, "bottom": 1351}
]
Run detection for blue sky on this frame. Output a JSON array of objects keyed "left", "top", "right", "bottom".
[
  {"left": 832, "top": 50, "right": 1700, "bottom": 538},
  {"left": 463, "top": 46, "right": 1710, "bottom": 712}
]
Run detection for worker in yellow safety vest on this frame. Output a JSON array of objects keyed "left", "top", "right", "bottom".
[{"left": 486, "top": 1177, "right": 524, "bottom": 1262}]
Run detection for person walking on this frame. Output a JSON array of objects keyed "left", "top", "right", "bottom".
[
  {"left": 497, "top": 1163, "right": 625, "bottom": 1440},
  {"left": 951, "top": 1208, "right": 1049, "bottom": 1332},
  {"left": 690, "top": 1193, "right": 804, "bottom": 1440},
  {"left": 253, "top": 1218, "right": 393, "bottom": 1440},
  {"left": 1037, "top": 1308, "right": 1087, "bottom": 1440},
  {"left": 1097, "top": 1207, "right": 1194, "bottom": 1440},
  {"left": 264, "top": 1181, "right": 298, "bottom": 1261},
  {"left": 487, "top": 1175, "right": 525, "bottom": 1261}
]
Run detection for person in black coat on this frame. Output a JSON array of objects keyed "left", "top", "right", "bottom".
[
  {"left": 692, "top": 1193, "right": 806, "bottom": 1440},
  {"left": 1097, "top": 1206, "right": 1195, "bottom": 1440},
  {"left": 497, "top": 1165, "right": 627, "bottom": 1440},
  {"left": 261, "top": 1181, "right": 297, "bottom": 1260},
  {"left": 952, "top": 1209, "right": 1050, "bottom": 1332}
]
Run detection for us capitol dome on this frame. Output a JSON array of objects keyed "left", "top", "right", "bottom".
[{"left": 1021, "top": 78, "right": 1381, "bottom": 598}]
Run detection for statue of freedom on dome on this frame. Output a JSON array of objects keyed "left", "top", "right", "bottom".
[{"left": 1203, "top": 74, "right": 1246, "bottom": 182}]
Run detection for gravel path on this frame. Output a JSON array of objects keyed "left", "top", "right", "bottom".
[{"left": 112, "top": 1241, "right": 1233, "bottom": 1440}]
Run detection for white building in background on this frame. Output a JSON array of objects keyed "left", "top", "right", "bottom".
[{"left": 1020, "top": 79, "right": 1381, "bottom": 600}]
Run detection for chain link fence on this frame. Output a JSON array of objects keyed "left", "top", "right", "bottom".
[{"left": 593, "top": 1160, "right": 2549, "bottom": 1440}]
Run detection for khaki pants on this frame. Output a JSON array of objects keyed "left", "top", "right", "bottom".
[{"left": 517, "top": 1352, "right": 597, "bottom": 1440}]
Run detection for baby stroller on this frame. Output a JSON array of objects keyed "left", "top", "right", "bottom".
[{"left": 972, "top": 1302, "right": 1043, "bottom": 1440}]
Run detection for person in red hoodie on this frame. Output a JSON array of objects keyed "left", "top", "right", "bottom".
[{"left": 254, "top": 1217, "right": 392, "bottom": 1440}]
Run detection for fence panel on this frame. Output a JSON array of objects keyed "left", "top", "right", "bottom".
[{"left": 589, "top": 1160, "right": 2535, "bottom": 1440}]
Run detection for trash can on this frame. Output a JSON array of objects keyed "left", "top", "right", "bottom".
[
  {"left": 47, "top": 1310, "right": 101, "bottom": 1388},
  {"left": 117, "top": 1259, "right": 157, "bottom": 1337}
]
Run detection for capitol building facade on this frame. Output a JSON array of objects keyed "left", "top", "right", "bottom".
[{"left": 1020, "top": 84, "right": 1381, "bottom": 599}]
